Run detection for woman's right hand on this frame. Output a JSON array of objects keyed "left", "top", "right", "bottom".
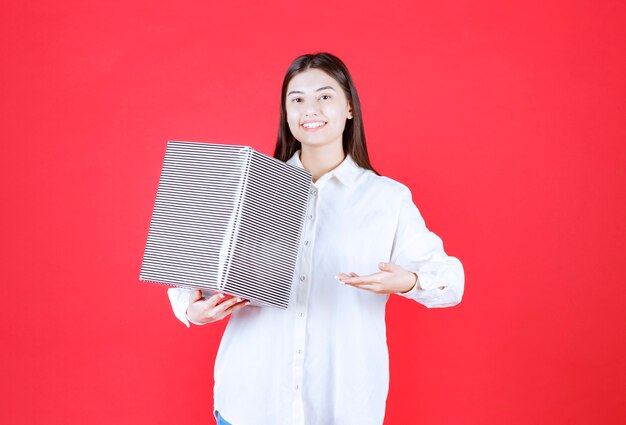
[{"left": 185, "top": 290, "right": 249, "bottom": 325}]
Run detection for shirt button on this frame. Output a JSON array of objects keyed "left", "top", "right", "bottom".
[
  {"left": 299, "top": 275, "right": 306, "bottom": 281},
  {"left": 311, "top": 188, "right": 317, "bottom": 196},
  {"left": 304, "top": 240, "right": 310, "bottom": 246},
  {"left": 308, "top": 214, "right": 313, "bottom": 220},
  {"left": 295, "top": 385, "right": 300, "bottom": 390},
  {"left": 298, "top": 312, "right": 304, "bottom": 318},
  {"left": 297, "top": 349, "right": 302, "bottom": 354}
]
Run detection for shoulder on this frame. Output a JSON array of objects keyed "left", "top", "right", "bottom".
[
  {"left": 351, "top": 170, "right": 414, "bottom": 214},
  {"left": 359, "top": 170, "right": 412, "bottom": 200}
]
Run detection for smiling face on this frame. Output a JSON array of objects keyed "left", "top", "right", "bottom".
[{"left": 285, "top": 68, "right": 353, "bottom": 150}]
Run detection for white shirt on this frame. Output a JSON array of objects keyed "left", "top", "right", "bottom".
[{"left": 168, "top": 151, "right": 464, "bottom": 425}]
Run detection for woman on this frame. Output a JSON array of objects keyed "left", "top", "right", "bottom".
[{"left": 168, "top": 52, "right": 464, "bottom": 425}]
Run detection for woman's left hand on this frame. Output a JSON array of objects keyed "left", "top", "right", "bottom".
[{"left": 336, "top": 262, "right": 419, "bottom": 295}]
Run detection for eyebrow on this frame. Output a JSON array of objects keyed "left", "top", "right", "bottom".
[{"left": 287, "top": 86, "right": 337, "bottom": 96}]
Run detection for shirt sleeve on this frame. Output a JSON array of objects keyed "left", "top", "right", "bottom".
[
  {"left": 390, "top": 186, "right": 465, "bottom": 308},
  {"left": 167, "top": 287, "right": 193, "bottom": 328}
]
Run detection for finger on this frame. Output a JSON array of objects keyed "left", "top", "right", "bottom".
[
  {"left": 204, "top": 292, "right": 225, "bottom": 308},
  {"left": 337, "top": 272, "right": 360, "bottom": 278},
  {"left": 346, "top": 282, "right": 381, "bottom": 293},
  {"left": 335, "top": 272, "right": 361, "bottom": 282},
  {"left": 342, "top": 271, "right": 385, "bottom": 285},
  {"left": 223, "top": 300, "right": 250, "bottom": 315},
  {"left": 189, "top": 289, "right": 203, "bottom": 303},
  {"left": 213, "top": 296, "right": 245, "bottom": 314},
  {"left": 215, "top": 299, "right": 250, "bottom": 320}
]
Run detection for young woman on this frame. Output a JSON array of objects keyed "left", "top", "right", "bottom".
[{"left": 168, "top": 52, "right": 464, "bottom": 425}]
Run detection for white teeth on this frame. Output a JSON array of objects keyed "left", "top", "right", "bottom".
[{"left": 302, "top": 122, "right": 325, "bottom": 128}]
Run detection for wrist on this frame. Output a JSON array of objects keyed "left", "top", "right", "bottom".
[
  {"left": 399, "top": 272, "right": 420, "bottom": 294},
  {"left": 413, "top": 272, "right": 423, "bottom": 290},
  {"left": 407, "top": 272, "right": 422, "bottom": 292}
]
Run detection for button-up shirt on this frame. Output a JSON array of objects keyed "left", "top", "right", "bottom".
[{"left": 167, "top": 151, "right": 464, "bottom": 425}]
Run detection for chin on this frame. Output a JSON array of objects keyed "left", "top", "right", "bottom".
[
  {"left": 298, "top": 139, "right": 334, "bottom": 149},
  {"left": 297, "top": 134, "right": 341, "bottom": 148}
]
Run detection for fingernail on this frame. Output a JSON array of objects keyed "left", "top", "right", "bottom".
[
  {"left": 218, "top": 293, "right": 225, "bottom": 299},
  {"left": 236, "top": 297, "right": 242, "bottom": 302},
  {"left": 334, "top": 275, "right": 340, "bottom": 280},
  {"left": 244, "top": 301, "right": 250, "bottom": 306}
]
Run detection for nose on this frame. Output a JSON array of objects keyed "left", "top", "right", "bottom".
[{"left": 303, "top": 98, "right": 320, "bottom": 117}]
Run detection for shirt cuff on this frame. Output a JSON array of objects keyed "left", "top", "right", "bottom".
[
  {"left": 396, "top": 272, "right": 448, "bottom": 299},
  {"left": 167, "top": 287, "right": 191, "bottom": 328}
]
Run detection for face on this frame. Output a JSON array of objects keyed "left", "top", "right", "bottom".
[{"left": 285, "top": 68, "right": 353, "bottom": 150}]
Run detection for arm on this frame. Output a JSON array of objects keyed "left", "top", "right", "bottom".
[
  {"left": 390, "top": 186, "right": 464, "bottom": 308},
  {"left": 338, "top": 186, "right": 464, "bottom": 308}
]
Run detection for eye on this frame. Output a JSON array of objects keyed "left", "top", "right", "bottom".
[
  {"left": 290, "top": 97, "right": 303, "bottom": 103},
  {"left": 320, "top": 94, "right": 332, "bottom": 100}
]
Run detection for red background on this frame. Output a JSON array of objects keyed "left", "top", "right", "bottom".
[{"left": 1, "top": 1, "right": 624, "bottom": 424}]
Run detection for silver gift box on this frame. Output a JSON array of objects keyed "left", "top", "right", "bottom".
[{"left": 140, "top": 141, "right": 312, "bottom": 309}]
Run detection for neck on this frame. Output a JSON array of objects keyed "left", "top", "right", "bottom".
[{"left": 300, "top": 143, "right": 345, "bottom": 182}]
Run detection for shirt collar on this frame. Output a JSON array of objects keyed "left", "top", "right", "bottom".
[{"left": 286, "top": 150, "right": 362, "bottom": 186}]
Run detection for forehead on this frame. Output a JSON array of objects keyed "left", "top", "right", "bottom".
[{"left": 287, "top": 68, "right": 341, "bottom": 93}]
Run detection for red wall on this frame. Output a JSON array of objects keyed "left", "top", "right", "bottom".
[{"left": 1, "top": 1, "right": 624, "bottom": 424}]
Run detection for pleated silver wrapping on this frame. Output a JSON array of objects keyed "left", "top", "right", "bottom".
[{"left": 140, "top": 141, "right": 312, "bottom": 309}]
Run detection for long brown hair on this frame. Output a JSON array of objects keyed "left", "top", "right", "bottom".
[{"left": 273, "top": 52, "right": 378, "bottom": 174}]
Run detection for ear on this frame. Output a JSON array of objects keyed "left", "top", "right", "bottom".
[{"left": 347, "top": 102, "right": 353, "bottom": 120}]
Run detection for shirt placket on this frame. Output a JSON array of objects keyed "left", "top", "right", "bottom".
[{"left": 292, "top": 185, "right": 318, "bottom": 425}]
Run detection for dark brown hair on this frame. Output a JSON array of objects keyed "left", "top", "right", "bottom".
[{"left": 273, "top": 52, "right": 378, "bottom": 174}]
